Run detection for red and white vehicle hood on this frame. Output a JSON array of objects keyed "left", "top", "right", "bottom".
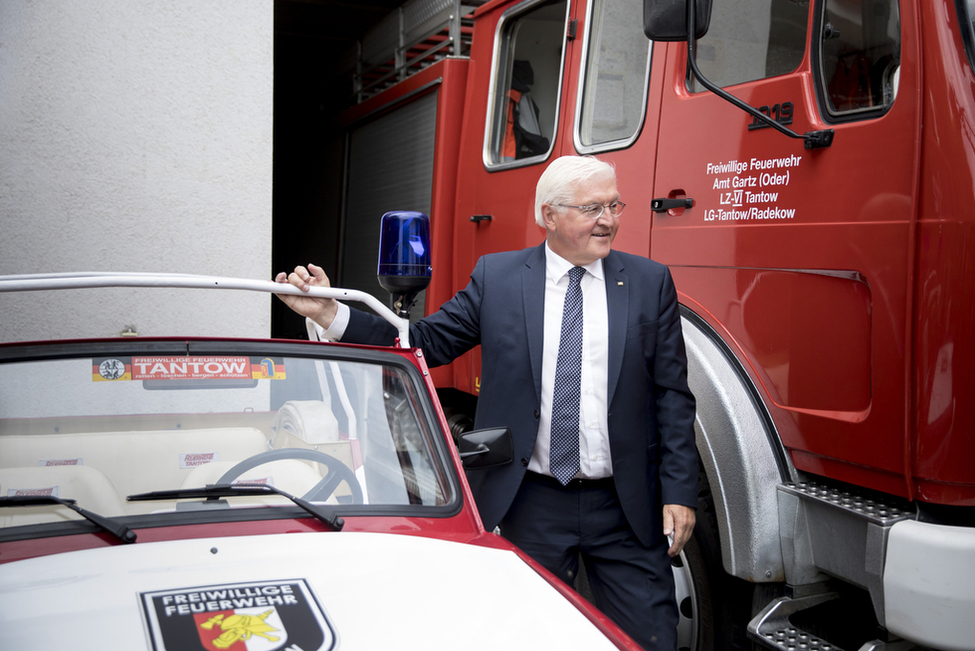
[{"left": 0, "top": 531, "right": 620, "bottom": 650}]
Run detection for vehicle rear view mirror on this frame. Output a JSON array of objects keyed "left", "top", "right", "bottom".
[
  {"left": 458, "top": 427, "right": 514, "bottom": 469},
  {"left": 643, "top": 0, "right": 712, "bottom": 41},
  {"left": 645, "top": 0, "right": 833, "bottom": 148}
]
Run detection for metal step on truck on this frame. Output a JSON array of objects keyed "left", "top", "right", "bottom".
[{"left": 326, "top": 0, "right": 975, "bottom": 649}]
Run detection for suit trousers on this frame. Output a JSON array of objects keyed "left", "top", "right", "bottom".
[{"left": 500, "top": 471, "right": 678, "bottom": 651}]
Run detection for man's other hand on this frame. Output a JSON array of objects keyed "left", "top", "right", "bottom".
[{"left": 663, "top": 504, "right": 696, "bottom": 557}]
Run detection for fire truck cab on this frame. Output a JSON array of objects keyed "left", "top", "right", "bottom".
[{"left": 332, "top": 0, "right": 975, "bottom": 648}]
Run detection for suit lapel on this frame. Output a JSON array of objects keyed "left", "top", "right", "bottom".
[
  {"left": 604, "top": 250, "right": 628, "bottom": 406},
  {"left": 523, "top": 243, "right": 547, "bottom": 402}
]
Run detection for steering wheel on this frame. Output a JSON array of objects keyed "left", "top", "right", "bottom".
[{"left": 217, "top": 448, "right": 363, "bottom": 504}]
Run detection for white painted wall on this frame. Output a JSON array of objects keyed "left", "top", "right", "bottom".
[{"left": 0, "top": 1, "right": 274, "bottom": 341}]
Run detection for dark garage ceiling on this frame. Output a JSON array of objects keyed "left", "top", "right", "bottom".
[
  {"left": 275, "top": 0, "right": 404, "bottom": 91},
  {"left": 275, "top": 0, "right": 402, "bottom": 44},
  {"left": 272, "top": 1, "right": 410, "bottom": 338}
]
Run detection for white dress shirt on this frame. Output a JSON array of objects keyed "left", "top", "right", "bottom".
[
  {"left": 314, "top": 302, "right": 350, "bottom": 341},
  {"left": 529, "top": 244, "right": 612, "bottom": 479}
]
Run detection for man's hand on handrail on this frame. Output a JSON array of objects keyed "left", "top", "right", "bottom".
[{"left": 274, "top": 263, "right": 339, "bottom": 330}]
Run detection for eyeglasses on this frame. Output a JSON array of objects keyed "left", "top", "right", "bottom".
[{"left": 554, "top": 201, "right": 626, "bottom": 220}]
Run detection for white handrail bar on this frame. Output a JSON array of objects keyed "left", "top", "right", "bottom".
[{"left": 0, "top": 272, "right": 411, "bottom": 348}]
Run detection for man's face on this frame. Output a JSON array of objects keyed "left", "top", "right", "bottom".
[{"left": 542, "top": 174, "right": 620, "bottom": 266}]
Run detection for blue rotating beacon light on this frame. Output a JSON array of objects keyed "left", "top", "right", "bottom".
[{"left": 377, "top": 210, "right": 432, "bottom": 320}]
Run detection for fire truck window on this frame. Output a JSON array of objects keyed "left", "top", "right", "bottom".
[
  {"left": 487, "top": 0, "right": 568, "bottom": 166},
  {"left": 820, "top": 0, "right": 901, "bottom": 116},
  {"left": 576, "top": 0, "right": 652, "bottom": 150},
  {"left": 690, "top": 0, "right": 808, "bottom": 92}
]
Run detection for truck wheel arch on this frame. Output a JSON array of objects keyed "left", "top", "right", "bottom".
[{"left": 681, "top": 306, "right": 795, "bottom": 583}]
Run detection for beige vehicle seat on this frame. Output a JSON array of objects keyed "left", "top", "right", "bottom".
[{"left": 0, "top": 428, "right": 270, "bottom": 514}]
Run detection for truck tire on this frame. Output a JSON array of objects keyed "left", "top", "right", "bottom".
[{"left": 674, "top": 469, "right": 755, "bottom": 651}]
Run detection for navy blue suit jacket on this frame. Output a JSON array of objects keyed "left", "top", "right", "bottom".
[{"left": 345, "top": 243, "right": 698, "bottom": 546}]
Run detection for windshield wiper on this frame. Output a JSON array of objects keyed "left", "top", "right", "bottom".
[
  {"left": 127, "top": 483, "right": 345, "bottom": 531},
  {"left": 0, "top": 495, "right": 137, "bottom": 543}
]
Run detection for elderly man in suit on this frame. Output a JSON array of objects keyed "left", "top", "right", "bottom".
[{"left": 276, "top": 155, "right": 698, "bottom": 650}]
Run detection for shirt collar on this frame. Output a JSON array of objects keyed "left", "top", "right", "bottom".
[{"left": 544, "top": 242, "right": 605, "bottom": 283}]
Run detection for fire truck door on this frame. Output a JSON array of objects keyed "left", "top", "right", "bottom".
[
  {"left": 456, "top": 0, "right": 664, "bottom": 269},
  {"left": 454, "top": 0, "right": 575, "bottom": 272},
  {"left": 650, "top": 0, "right": 920, "bottom": 493},
  {"left": 451, "top": 0, "right": 661, "bottom": 394},
  {"left": 562, "top": 0, "right": 660, "bottom": 259},
  {"left": 447, "top": 0, "right": 577, "bottom": 396}
]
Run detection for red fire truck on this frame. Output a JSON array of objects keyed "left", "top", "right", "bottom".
[{"left": 331, "top": 0, "right": 975, "bottom": 648}]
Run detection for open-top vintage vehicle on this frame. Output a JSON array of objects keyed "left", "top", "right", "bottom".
[{"left": 0, "top": 270, "right": 645, "bottom": 651}]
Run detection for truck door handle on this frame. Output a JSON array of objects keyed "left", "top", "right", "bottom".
[{"left": 651, "top": 198, "right": 694, "bottom": 213}]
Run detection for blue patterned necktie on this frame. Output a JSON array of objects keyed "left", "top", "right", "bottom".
[{"left": 550, "top": 266, "right": 585, "bottom": 485}]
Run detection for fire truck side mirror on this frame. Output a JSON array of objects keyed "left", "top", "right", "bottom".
[
  {"left": 643, "top": 0, "right": 712, "bottom": 42},
  {"left": 646, "top": 0, "right": 834, "bottom": 149}
]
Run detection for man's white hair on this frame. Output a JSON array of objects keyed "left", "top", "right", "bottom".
[{"left": 534, "top": 155, "right": 617, "bottom": 227}]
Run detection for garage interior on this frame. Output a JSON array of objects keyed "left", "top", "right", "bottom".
[{"left": 272, "top": 0, "right": 480, "bottom": 338}]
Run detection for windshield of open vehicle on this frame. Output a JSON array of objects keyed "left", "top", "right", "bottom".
[{"left": 0, "top": 343, "right": 454, "bottom": 535}]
